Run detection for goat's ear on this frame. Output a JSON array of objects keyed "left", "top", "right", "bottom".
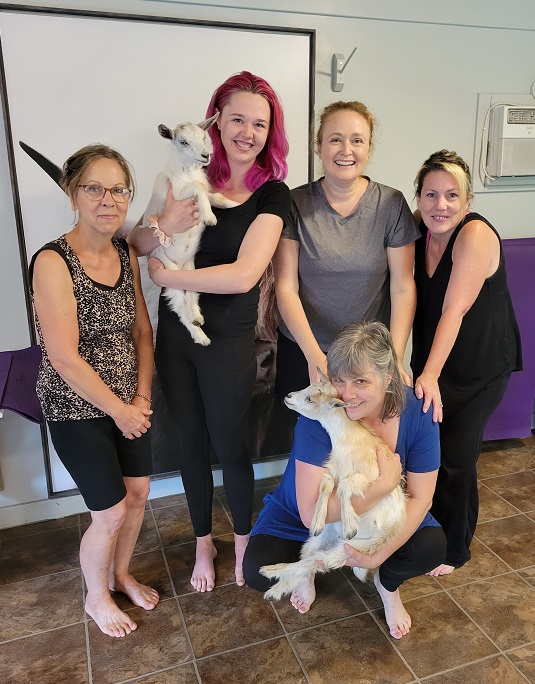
[
  {"left": 158, "top": 124, "right": 174, "bottom": 140},
  {"left": 316, "top": 367, "right": 330, "bottom": 384},
  {"left": 198, "top": 112, "right": 220, "bottom": 131},
  {"left": 329, "top": 399, "right": 350, "bottom": 409}
]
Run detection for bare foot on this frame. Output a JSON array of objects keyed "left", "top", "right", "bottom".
[
  {"left": 85, "top": 592, "right": 137, "bottom": 638},
  {"left": 290, "top": 576, "right": 316, "bottom": 614},
  {"left": 374, "top": 571, "right": 411, "bottom": 640},
  {"left": 191, "top": 534, "right": 217, "bottom": 592},
  {"left": 111, "top": 574, "right": 159, "bottom": 610},
  {"left": 426, "top": 563, "right": 455, "bottom": 577},
  {"left": 234, "top": 533, "right": 250, "bottom": 587}
]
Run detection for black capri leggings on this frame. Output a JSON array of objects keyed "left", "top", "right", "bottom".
[
  {"left": 244, "top": 526, "right": 446, "bottom": 593},
  {"left": 48, "top": 416, "right": 152, "bottom": 511}
]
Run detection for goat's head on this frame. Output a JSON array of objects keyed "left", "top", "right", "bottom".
[
  {"left": 158, "top": 112, "right": 219, "bottom": 168},
  {"left": 284, "top": 378, "right": 349, "bottom": 420}
]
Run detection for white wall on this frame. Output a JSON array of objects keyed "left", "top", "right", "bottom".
[{"left": 1, "top": 0, "right": 534, "bottom": 527}]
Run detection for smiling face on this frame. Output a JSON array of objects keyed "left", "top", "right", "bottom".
[
  {"left": 72, "top": 157, "right": 130, "bottom": 235},
  {"left": 417, "top": 170, "right": 468, "bottom": 237},
  {"left": 217, "top": 91, "right": 271, "bottom": 170},
  {"left": 318, "top": 109, "right": 371, "bottom": 184},
  {"left": 330, "top": 369, "right": 388, "bottom": 423}
]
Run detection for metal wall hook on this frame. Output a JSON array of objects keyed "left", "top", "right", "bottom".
[{"left": 331, "top": 47, "right": 357, "bottom": 92}]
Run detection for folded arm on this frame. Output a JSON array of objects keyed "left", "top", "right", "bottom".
[
  {"left": 295, "top": 444, "right": 402, "bottom": 529},
  {"left": 148, "top": 212, "right": 284, "bottom": 294}
]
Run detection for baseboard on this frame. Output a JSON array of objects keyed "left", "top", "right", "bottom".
[{"left": 0, "top": 458, "right": 287, "bottom": 531}]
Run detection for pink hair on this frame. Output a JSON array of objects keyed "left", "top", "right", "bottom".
[{"left": 205, "top": 71, "right": 289, "bottom": 191}]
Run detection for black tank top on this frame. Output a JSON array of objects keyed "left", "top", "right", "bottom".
[{"left": 411, "top": 212, "right": 522, "bottom": 413}]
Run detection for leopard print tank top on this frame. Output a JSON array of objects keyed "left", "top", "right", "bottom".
[{"left": 31, "top": 236, "right": 138, "bottom": 421}]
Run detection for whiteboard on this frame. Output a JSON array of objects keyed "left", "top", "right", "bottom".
[{"left": 0, "top": 7, "right": 314, "bottom": 494}]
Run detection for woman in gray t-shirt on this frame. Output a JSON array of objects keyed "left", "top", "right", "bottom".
[{"left": 273, "top": 101, "right": 419, "bottom": 398}]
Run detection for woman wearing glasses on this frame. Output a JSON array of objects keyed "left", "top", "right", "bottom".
[{"left": 30, "top": 144, "right": 156, "bottom": 638}]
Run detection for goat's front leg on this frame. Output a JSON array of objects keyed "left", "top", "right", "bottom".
[
  {"left": 193, "top": 185, "right": 217, "bottom": 226},
  {"left": 310, "top": 473, "right": 335, "bottom": 536},
  {"left": 209, "top": 192, "right": 239, "bottom": 209},
  {"left": 337, "top": 474, "right": 370, "bottom": 539}
]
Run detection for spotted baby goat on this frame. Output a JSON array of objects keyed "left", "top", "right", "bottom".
[
  {"left": 260, "top": 377, "right": 407, "bottom": 601},
  {"left": 143, "top": 113, "right": 237, "bottom": 346}
]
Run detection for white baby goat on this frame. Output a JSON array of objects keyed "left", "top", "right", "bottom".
[
  {"left": 143, "top": 112, "right": 237, "bottom": 346},
  {"left": 261, "top": 378, "right": 407, "bottom": 601}
]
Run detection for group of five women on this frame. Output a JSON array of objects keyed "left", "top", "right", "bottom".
[{"left": 31, "top": 71, "right": 521, "bottom": 640}]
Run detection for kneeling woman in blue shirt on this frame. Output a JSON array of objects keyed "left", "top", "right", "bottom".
[{"left": 244, "top": 321, "right": 446, "bottom": 640}]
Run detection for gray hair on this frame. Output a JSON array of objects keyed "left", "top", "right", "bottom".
[{"left": 326, "top": 320, "right": 406, "bottom": 421}]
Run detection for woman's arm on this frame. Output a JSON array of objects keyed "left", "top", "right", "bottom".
[
  {"left": 414, "top": 220, "right": 500, "bottom": 422},
  {"left": 272, "top": 237, "right": 327, "bottom": 382},
  {"left": 148, "top": 211, "right": 284, "bottom": 294},
  {"left": 33, "top": 250, "right": 152, "bottom": 438},
  {"left": 387, "top": 242, "right": 416, "bottom": 386},
  {"left": 128, "top": 185, "right": 199, "bottom": 256},
  {"left": 128, "top": 245, "right": 154, "bottom": 407},
  {"left": 344, "top": 469, "right": 438, "bottom": 569},
  {"left": 295, "top": 444, "right": 402, "bottom": 528}
]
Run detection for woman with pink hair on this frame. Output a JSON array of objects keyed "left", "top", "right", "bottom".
[{"left": 130, "top": 71, "right": 290, "bottom": 592}]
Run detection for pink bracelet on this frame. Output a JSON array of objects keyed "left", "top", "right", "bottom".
[{"left": 147, "top": 215, "right": 172, "bottom": 248}]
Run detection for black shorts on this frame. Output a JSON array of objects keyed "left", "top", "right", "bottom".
[{"left": 48, "top": 416, "right": 152, "bottom": 512}]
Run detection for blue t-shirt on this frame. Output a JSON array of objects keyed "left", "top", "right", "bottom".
[{"left": 251, "top": 387, "right": 440, "bottom": 542}]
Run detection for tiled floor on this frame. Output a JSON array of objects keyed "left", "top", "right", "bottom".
[{"left": 1, "top": 437, "right": 535, "bottom": 684}]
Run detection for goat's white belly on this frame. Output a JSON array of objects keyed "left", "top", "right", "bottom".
[{"left": 156, "top": 227, "right": 204, "bottom": 270}]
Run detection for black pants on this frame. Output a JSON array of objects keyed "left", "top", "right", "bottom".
[
  {"left": 244, "top": 526, "right": 446, "bottom": 593},
  {"left": 274, "top": 329, "right": 310, "bottom": 401},
  {"left": 155, "top": 308, "right": 256, "bottom": 537},
  {"left": 432, "top": 373, "right": 511, "bottom": 568}
]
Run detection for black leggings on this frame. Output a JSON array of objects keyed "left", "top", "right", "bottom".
[
  {"left": 274, "top": 329, "right": 310, "bottom": 401},
  {"left": 155, "top": 308, "right": 256, "bottom": 537},
  {"left": 432, "top": 373, "right": 511, "bottom": 568},
  {"left": 244, "top": 526, "right": 446, "bottom": 593}
]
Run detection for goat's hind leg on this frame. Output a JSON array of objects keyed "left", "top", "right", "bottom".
[
  {"left": 310, "top": 473, "right": 335, "bottom": 537},
  {"left": 261, "top": 527, "right": 341, "bottom": 601},
  {"left": 164, "top": 286, "right": 211, "bottom": 346}
]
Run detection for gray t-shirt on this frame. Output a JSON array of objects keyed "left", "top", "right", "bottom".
[{"left": 278, "top": 178, "right": 419, "bottom": 351}]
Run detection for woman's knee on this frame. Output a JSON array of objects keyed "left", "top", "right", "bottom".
[
  {"left": 243, "top": 546, "right": 270, "bottom": 593},
  {"left": 90, "top": 498, "right": 128, "bottom": 536},
  {"left": 124, "top": 476, "right": 150, "bottom": 510}
]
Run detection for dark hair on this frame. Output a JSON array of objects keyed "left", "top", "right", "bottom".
[
  {"left": 414, "top": 149, "right": 472, "bottom": 206},
  {"left": 316, "top": 100, "right": 376, "bottom": 152},
  {"left": 60, "top": 144, "right": 135, "bottom": 201},
  {"left": 327, "top": 320, "right": 406, "bottom": 421},
  {"left": 205, "top": 71, "right": 289, "bottom": 191}
]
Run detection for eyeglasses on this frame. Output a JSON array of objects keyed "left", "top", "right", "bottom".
[{"left": 78, "top": 185, "right": 132, "bottom": 202}]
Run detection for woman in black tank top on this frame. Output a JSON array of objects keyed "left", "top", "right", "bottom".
[{"left": 410, "top": 150, "right": 521, "bottom": 576}]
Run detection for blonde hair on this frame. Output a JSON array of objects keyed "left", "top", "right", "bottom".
[{"left": 414, "top": 149, "right": 472, "bottom": 208}]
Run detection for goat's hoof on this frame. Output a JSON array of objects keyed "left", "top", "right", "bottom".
[
  {"left": 343, "top": 526, "right": 358, "bottom": 540},
  {"left": 206, "top": 214, "right": 217, "bottom": 226},
  {"left": 310, "top": 526, "right": 324, "bottom": 537}
]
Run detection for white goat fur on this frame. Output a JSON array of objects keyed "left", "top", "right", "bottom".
[
  {"left": 143, "top": 113, "right": 237, "bottom": 346},
  {"left": 261, "top": 379, "right": 407, "bottom": 601}
]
